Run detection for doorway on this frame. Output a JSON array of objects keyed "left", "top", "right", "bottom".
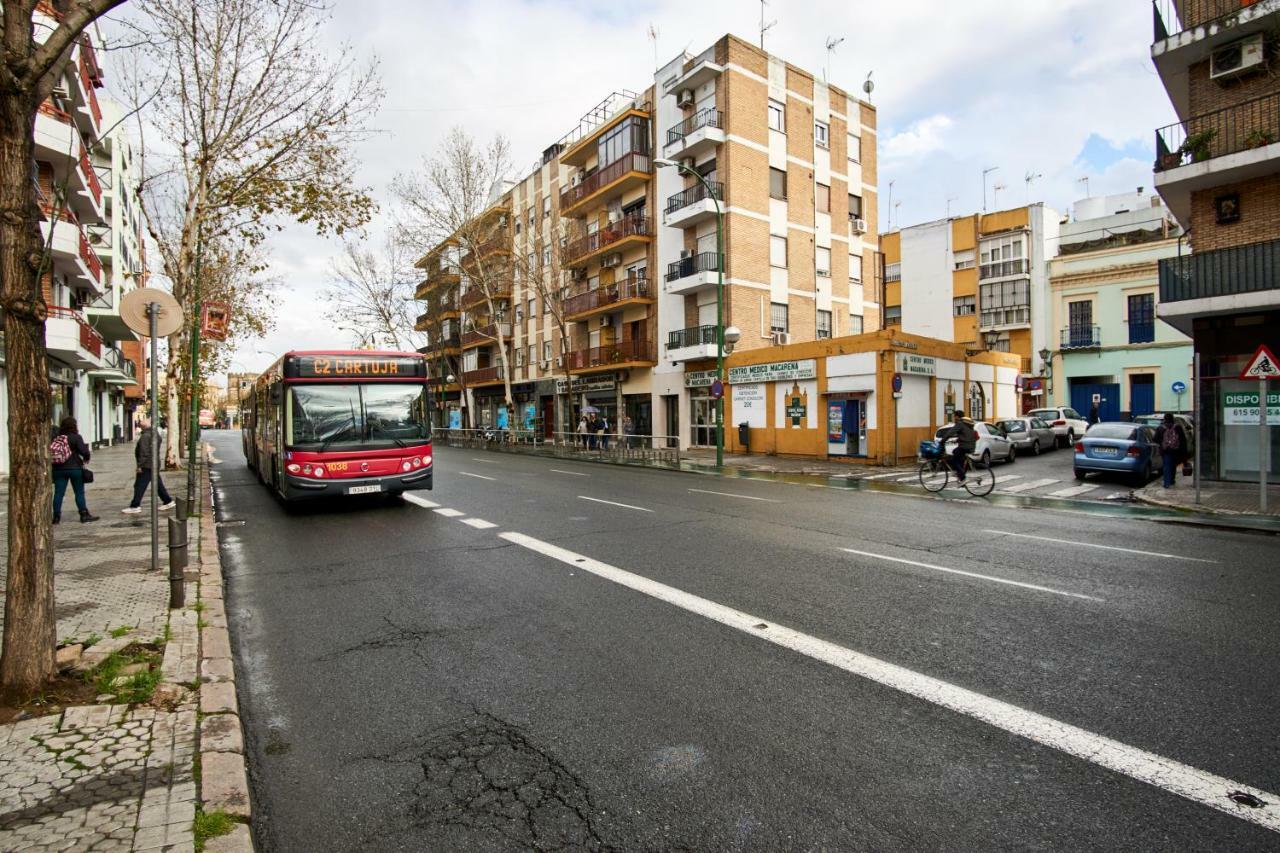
[
  {"left": 691, "top": 395, "right": 715, "bottom": 447},
  {"left": 1129, "top": 373, "right": 1155, "bottom": 418}
]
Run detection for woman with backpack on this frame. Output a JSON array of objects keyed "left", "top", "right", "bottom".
[
  {"left": 1153, "top": 413, "right": 1189, "bottom": 489},
  {"left": 51, "top": 416, "right": 99, "bottom": 524}
]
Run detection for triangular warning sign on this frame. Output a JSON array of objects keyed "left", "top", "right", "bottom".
[{"left": 1240, "top": 344, "right": 1280, "bottom": 380}]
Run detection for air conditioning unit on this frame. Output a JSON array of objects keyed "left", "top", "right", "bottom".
[
  {"left": 599, "top": 316, "right": 611, "bottom": 327},
  {"left": 676, "top": 89, "right": 694, "bottom": 107},
  {"left": 679, "top": 157, "right": 696, "bottom": 170},
  {"left": 850, "top": 218, "right": 868, "bottom": 235},
  {"left": 771, "top": 332, "right": 791, "bottom": 345},
  {"left": 679, "top": 249, "right": 694, "bottom": 259},
  {"left": 1210, "top": 33, "right": 1264, "bottom": 80},
  {"left": 602, "top": 253, "right": 623, "bottom": 268},
  {"left": 540, "top": 360, "right": 549, "bottom": 369}
]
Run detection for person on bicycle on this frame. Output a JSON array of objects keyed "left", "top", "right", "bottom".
[{"left": 939, "top": 410, "right": 977, "bottom": 482}]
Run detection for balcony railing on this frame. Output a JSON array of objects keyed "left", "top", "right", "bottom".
[
  {"left": 425, "top": 333, "right": 461, "bottom": 352},
  {"left": 1061, "top": 325, "right": 1101, "bottom": 349},
  {"left": 1153, "top": 0, "right": 1275, "bottom": 41},
  {"left": 78, "top": 149, "right": 102, "bottom": 205},
  {"left": 566, "top": 338, "right": 656, "bottom": 370},
  {"left": 47, "top": 305, "right": 103, "bottom": 358},
  {"left": 460, "top": 286, "right": 511, "bottom": 311},
  {"left": 1154, "top": 91, "right": 1279, "bottom": 172},
  {"left": 1159, "top": 236, "right": 1279, "bottom": 302},
  {"left": 666, "top": 108, "right": 723, "bottom": 146},
  {"left": 979, "top": 306, "right": 1031, "bottom": 328},
  {"left": 563, "top": 213, "right": 651, "bottom": 266},
  {"left": 79, "top": 229, "right": 102, "bottom": 284},
  {"left": 464, "top": 234, "right": 510, "bottom": 261},
  {"left": 80, "top": 36, "right": 103, "bottom": 85},
  {"left": 462, "top": 322, "right": 512, "bottom": 348},
  {"left": 101, "top": 345, "right": 136, "bottom": 379},
  {"left": 979, "top": 259, "right": 1029, "bottom": 279},
  {"left": 77, "top": 54, "right": 102, "bottom": 127},
  {"left": 665, "top": 181, "right": 723, "bottom": 216},
  {"left": 668, "top": 324, "right": 717, "bottom": 351},
  {"left": 563, "top": 275, "right": 651, "bottom": 317},
  {"left": 560, "top": 151, "right": 650, "bottom": 212},
  {"left": 463, "top": 364, "right": 506, "bottom": 385},
  {"left": 428, "top": 262, "right": 461, "bottom": 283},
  {"left": 665, "top": 251, "right": 719, "bottom": 282},
  {"left": 38, "top": 100, "right": 72, "bottom": 124}
]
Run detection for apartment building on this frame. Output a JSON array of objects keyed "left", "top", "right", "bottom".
[
  {"left": 1048, "top": 193, "right": 1191, "bottom": 419},
  {"left": 880, "top": 203, "right": 1060, "bottom": 412},
  {"left": 1151, "top": 0, "right": 1280, "bottom": 484},
  {"left": 414, "top": 33, "right": 880, "bottom": 448}
]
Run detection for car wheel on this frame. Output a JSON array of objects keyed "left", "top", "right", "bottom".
[
  {"left": 981, "top": 449, "right": 991, "bottom": 468},
  {"left": 1074, "top": 468, "right": 1087, "bottom": 482},
  {"left": 1066, "top": 429, "right": 1076, "bottom": 449},
  {"left": 1031, "top": 439, "right": 1040, "bottom": 456},
  {"left": 1006, "top": 445, "right": 1016, "bottom": 463}
]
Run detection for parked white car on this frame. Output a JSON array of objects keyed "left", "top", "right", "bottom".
[
  {"left": 1028, "top": 406, "right": 1090, "bottom": 448},
  {"left": 934, "top": 421, "right": 1016, "bottom": 467}
]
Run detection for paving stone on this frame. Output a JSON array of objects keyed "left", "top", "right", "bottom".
[
  {"left": 200, "top": 714, "right": 244, "bottom": 754},
  {"left": 200, "top": 682, "right": 238, "bottom": 716},
  {"left": 200, "top": 752, "right": 251, "bottom": 819},
  {"left": 55, "top": 644, "right": 85, "bottom": 671},
  {"left": 200, "top": 627, "right": 231, "bottom": 660},
  {"left": 203, "top": 822, "right": 253, "bottom": 853},
  {"left": 200, "top": 657, "right": 235, "bottom": 683}
]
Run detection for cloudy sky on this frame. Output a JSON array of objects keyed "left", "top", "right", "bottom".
[{"left": 223, "top": 0, "right": 1173, "bottom": 371}]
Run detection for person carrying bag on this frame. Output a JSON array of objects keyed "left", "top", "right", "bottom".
[{"left": 51, "top": 417, "right": 99, "bottom": 524}]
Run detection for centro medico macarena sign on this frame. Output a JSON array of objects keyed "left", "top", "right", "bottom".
[{"left": 727, "top": 359, "right": 817, "bottom": 385}]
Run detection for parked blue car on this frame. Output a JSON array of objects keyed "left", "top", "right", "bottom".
[{"left": 1073, "top": 422, "right": 1160, "bottom": 487}]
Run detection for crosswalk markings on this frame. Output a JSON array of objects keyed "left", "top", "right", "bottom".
[
  {"left": 1000, "top": 477, "right": 1059, "bottom": 494},
  {"left": 1048, "top": 484, "right": 1099, "bottom": 498}
]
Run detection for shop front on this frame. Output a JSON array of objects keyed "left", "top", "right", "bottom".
[{"left": 1196, "top": 313, "right": 1280, "bottom": 483}]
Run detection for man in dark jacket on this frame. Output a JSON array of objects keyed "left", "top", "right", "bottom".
[
  {"left": 939, "top": 410, "right": 978, "bottom": 482},
  {"left": 122, "top": 418, "right": 175, "bottom": 514},
  {"left": 1153, "top": 413, "right": 1189, "bottom": 489},
  {"left": 52, "top": 417, "right": 99, "bottom": 523}
]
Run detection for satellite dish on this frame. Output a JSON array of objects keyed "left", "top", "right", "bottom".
[
  {"left": 863, "top": 72, "right": 874, "bottom": 97},
  {"left": 120, "top": 287, "right": 184, "bottom": 337}
]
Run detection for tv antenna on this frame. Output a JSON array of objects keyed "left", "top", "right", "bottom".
[
  {"left": 1024, "top": 171, "right": 1042, "bottom": 204},
  {"left": 758, "top": 0, "right": 777, "bottom": 50},
  {"left": 946, "top": 196, "right": 958, "bottom": 218},
  {"left": 824, "top": 36, "right": 844, "bottom": 82},
  {"left": 862, "top": 72, "right": 874, "bottom": 104},
  {"left": 1077, "top": 175, "right": 1091, "bottom": 197},
  {"left": 886, "top": 179, "right": 895, "bottom": 229},
  {"left": 893, "top": 201, "right": 902, "bottom": 231},
  {"left": 982, "top": 166, "right": 999, "bottom": 211},
  {"left": 992, "top": 182, "right": 1007, "bottom": 210},
  {"left": 647, "top": 23, "right": 659, "bottom": 69}
]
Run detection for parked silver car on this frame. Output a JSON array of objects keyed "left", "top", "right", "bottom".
[
  {"left": 996, "top": 417, "right": 1056, "bottom": 456},
  {"left": 934, "top": 421, "right": 1016, "bottom": 466}
]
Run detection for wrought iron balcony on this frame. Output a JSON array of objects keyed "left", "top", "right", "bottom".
[
  {"left": 665, "top": 251, "right": 719, "bottom": 282},
  {"left": 1154, "top": 91, "right": 1279, "bottom": 172},
  {"left": 563, "top": 275, "right": 652, "bottom": 318},
  {"left": 1159, "top": 236, "right": 1279, "bottom": 302},
  {"left": 668, "top": 324, "right": 717, "bottom": 350},
  {"left": 664, "top": 181, "right": 723, "bottom": 216},
  {"left": 666, "top": 109, "right": 723, "bottom": 146},
  {"left": 1060, "top": 325, "right": 1101, "bottom": 350},
  {"left": 463, "top": 364, "right": 506, "bottom": 385},
  {"left": 562, "top": 213, "right": 651, "bottom": 267},
  {"left": 462, "top": 322, "right": 512, "bottom": 348},
  {"left": 559, "top": 151, "right": 651, "bottom": 214}
]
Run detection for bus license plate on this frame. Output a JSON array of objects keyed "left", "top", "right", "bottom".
[{"left": 347, "top": 484, "right": 381, "bottom": 495}]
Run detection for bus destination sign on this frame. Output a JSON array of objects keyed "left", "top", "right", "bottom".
[{"left": 288, "top": 355, "right": 424, "bottom": 379}]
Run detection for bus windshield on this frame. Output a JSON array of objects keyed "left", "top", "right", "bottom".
[{"left": 289, "top": 384, "right": 430, "bottom": 450}]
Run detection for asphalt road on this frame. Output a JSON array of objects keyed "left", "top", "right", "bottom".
[{"left": 207, "top": 431, "right": 1280, "bottom": 852}]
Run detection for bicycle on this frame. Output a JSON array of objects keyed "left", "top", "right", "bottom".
[{"left": 917, "top": 440, "right": 996, "bottom": 497}]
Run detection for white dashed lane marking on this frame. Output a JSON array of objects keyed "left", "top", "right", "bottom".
[
  {"left": 433, "top": 508, "right": 465, "bottom": 518},
  {"left": 577, "top": 496, "right": 653, "bottom": 512},
  {"left": 458, "top": 471, "right": 496, "bottom": 481},
  {"left": 402, "top": 495, "right": 439, "bottom": 509},
  {"left": 461, "top": 518, "right": 497, "bottom": 529},
  {"left": 839, "top": 548, "right": 1101, "bottom": 602},
  {"left": 550, "top": 469, "right": 589, "bottom": 477},
  {"left": 688, "top": 488, "right": 779, "bottom": 503},
  {"left": 983, "top": 530, "right": 1218, "bottom": 563}
]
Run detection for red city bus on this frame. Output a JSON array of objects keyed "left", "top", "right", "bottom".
[{"left": 242, "top": 350, "right": 433, "bottom": 500}]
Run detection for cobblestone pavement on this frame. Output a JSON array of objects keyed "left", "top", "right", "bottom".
[{"left": 1137, "top": 477, "right": 1280, "bottom": 516}]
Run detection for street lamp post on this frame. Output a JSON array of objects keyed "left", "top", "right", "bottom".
[{"left": 654, "top": 157, "right": 739, "bottom": 468}]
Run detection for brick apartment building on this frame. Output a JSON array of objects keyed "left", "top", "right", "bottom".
[{"left": 416, "top": 33, "right": 880, "bottom": 449}]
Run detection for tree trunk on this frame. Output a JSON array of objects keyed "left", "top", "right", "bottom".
[{"left": 0, "top": 95, "right": 56, "bottom": 700}]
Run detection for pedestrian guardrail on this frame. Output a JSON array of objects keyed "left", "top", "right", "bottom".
[{"left": 433, "top": 428, "right": 681, "bottom": 465}]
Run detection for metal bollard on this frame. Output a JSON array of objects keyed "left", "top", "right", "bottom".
[
  {"left": 174, "top": 496, "right": 188, "bottom": 522},
  {"left": 167, "top": 516, "right": 187, "bottom": 609}
]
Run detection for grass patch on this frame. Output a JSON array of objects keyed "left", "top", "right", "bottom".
[
  {"left": 87, "top": 643, "right": 163, "bottom": 705},
  {"left": 109, "top": 625, "right": 133, "bottom": 639},
  {"left": 192, "top": 809, "right": 237, "bottom": 851},
  {"left": 83, "top": 633, "right": 102, "bottom": 648}
]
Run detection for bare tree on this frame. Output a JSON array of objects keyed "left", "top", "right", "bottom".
[
  {"left": 124, "top": 0, "right": 381, "bottom": 465},
  {"left": 1, "top": 0, "right": 130, "bottom": 700},
  {"left": 324, "top": 234, "right": 421, "bottom": 351}
]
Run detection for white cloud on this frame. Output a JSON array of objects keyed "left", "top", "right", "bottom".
[{"left": 883, "top": 114, "right": 953, "bottom": 160}]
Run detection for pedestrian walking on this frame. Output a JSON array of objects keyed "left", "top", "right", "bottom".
[
  {"left": 1153, "top": 412, "right": 1189, "bottom": 489},
  {"left": 623, "top": 415, "right": 637, "bottom": 448},
  {"left": 1087, "top": 401, "right": 1100, "bottom": 426},
  {"left": 598, "top": 413, "right": 611, "bottom": 451},
  {"left": 577, "top": 414, "right": 589, "bottom": 448},
  {"left": 122, "top": 418, "right": 176, "bottom": 514},
  {"left": 51, "top": 417, "right": 99, "bottom": 524}
]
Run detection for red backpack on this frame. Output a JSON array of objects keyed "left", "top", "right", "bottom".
[{"left": 51, "top": 434, "right": 72, "bottom": 464}]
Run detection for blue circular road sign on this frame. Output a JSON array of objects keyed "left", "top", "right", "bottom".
[
  {"left": 891, "top": 373, "right": 903, "bottom": 393},
  {"left": 710, "top": 379, "right": 724, "bottom": 399},
  {"left": 1172, "top": 380, "right": 1187, "bottom": 394}
]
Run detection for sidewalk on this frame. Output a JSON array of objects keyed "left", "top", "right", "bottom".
[
  {"left": 1136, "top": 477, "right": 1280, "bottom": 517},
  {"left": 0, "top": 441, "right": 250, "bottom": 851}
]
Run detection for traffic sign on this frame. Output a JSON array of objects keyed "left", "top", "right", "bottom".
[
  {"left": 709, "top": 378, "right": 724, "bottom": 399},
  {"left": 1171, "top": 380, "right": 1186, "bottom": 395},
  {"left": 891, "top": 373, "right": 903, "bottom": 393},
  {"left": 1240, "top": 344, "right": 1280, "bottom": 380}
]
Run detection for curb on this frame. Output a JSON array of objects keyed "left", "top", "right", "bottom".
[{"left": 195, "top": 445, "right": 255, "bottom": 852}]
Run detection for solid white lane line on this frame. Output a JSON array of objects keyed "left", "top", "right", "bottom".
[
  {"left": 470, "top": 457, "right": 500, "bottom": 464},
  {"left": 499, "top": 531, "right": 1280, "bottom": 834},
  {"left": 861, "top": 471, "right": 912, "bottom": 480},
  {"left": 402, "top": 495, "right": 440, "bottom": 509},
  {"left": 688, "top": 488, "right": 779, "bottom": 503},
  {"left": 461, "top": 517, "right": 497, "bottom": 529},
  {"left": 550, "top": 469, "right": 589, "bottom": 477},
  {"left": 433, "top": 508, "right": 465, "bottom": 517},
  {"left": 999, "top": 477, "right": 1059, "bottom": 494},
  {"left": 1048, "top": 484, "right": 1099, "bottom": 498},
  {"left": 577, "top": 495, "right": 653, "bottom": 512},
  {"left": 839, "top": 548, "right": 1101, "bottom": 602},
  {"left": 458, "top": 471, "right": 497, "bottom": 481},
  {"left": 983, "top": 530, "right": 1218, "bottom": 563}
]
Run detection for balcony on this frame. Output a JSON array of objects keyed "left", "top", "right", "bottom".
[
  {"left": 46, "top": 305, "right": 103, "bottom": 369},
  {"left": 422, "top": 333, "right": 461, "bottom": 355},
  {"left": 1157, "top": 236, "right": 1279, "bottom": 333},
  {"left": 39, "top": 205, "right": 104, "bottom": 294},
  {"left": 75, "top": 51, "right": 102, "bottom": 134},
  {"left": 462, "top": 322, "right": 512, "bottom": 349},
  {"left": 979, "top": 306, "right": 1031, "bottom": 329},
  {"left": 76, "top": 148, "right": 103, "bottom": 212},
  {"left": 663, "top": 45, "right": 723, "bottom": 94},
  {"left": 563, "top": 213, "right": 652, "bottom": 268},
  {"left": 560, "top": 152, "right": 651, "bottom": 218},
  {"left": 566, "top": 338, "right": 656, "bottom": 374},
  {"left": 978, "top": 259, "right": 1029, "bottom": 280},
  {"left": 1153, "top": 91, "right": 1280, "bottom": 224},
  {"left": 664, "top": 109, "right": 725, "bottom": 159},
  {"left": 563, "top": 275, "right": 653, "bottom": 321},
  {"left": 1152, "top": 0, "right": 1280, "bottom": 112},
  {"left": 87, "top": 344, "right": 138, "bottom": 386},
  {"left": 666, "top": 324, "right": 718, "bottom": 362},
  {"left": 664, "top": 251, "right": 720, "bottom": 296},
  {"left": 83, "top": 290, "right": 134, "bottom": 342},
  {"left": 664, "top": 181, "right": 723, "bottom": 229},
  {"left": 463, "top": 364, "right": 506, "bottom": 387},
  {"left": 1060, "top": 325, "right": 1101, "bottom": 350},
  {"left": 460, "top": 286, "right": 512, "bottom": 312},
  {"left": 462, "top": 234, "right": 511, "bottom": 266},
  {"left": 416, "top": 262, "right": 461, "bottom": 299}
]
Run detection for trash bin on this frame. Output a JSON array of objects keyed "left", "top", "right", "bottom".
[{"left": 738, "top": 422, "right": 750, "bottom": 450}]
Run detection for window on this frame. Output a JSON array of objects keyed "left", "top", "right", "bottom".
[
  {"left": 528, "top": 345, "right": 536, "bottom": 366},
  {"left": 816, "top": 183, "right": 830, "bottom": 214},
  {"left": 770, "top": 302, "right": 789, "bottom": 334},
  {"left": 953, "top": 296, "right": 975, "bottom": 316},
  {"left": 848, "top": 193, "right": 862, "bottom": 219},
  {"left": 815, "top": 120, "right": 829, "bottom": 149},
  {"left": 847, "top": 132, "right": 861, "bottom": 164},
  {"left": 987, "top": 332, "right": 1011, "bottom": 352},
  {"left": 849, "top": 314, "right": 864, "bottom": 335},
  {"left": 817, "top": 310, "right": 832, "bottom": 339},
  {"left": 885, "top": 262, "right": 901, "bottom": 282},
  {"left": 526, "top": 252, "right": 536, "bottom": 274},
  {"left": 768, "top": 99, "right": 785, "bottom": 132},
  {"left": 515, "top": 349, "right": 524, "bottom": 367},
  {"left": 978, "top": 279, "right": 1031, "bottom": 327},
  {"left": 514, "top": 221, "right": 522, "bottom": 236},
  {"left": 543, "top": 341, "right": 552, "bottom": 361},
  {"left": 1128, "top": 293, "right": 1155, "bottom": 343},
  {"left": 770, "top": 235, "right": 787, "bottom": 268},
  {"left": 526, "top": 208, "right": 534, "bottom": 227},
  {"left": 884, "top": 305, "right": 902, "bottom": 326},
  {"left": 979, "top": 234, "right": 1028, "bottom": 279},
  {"left": 596, "top": 115, "right": 649, "bottom": 167},
  {"left": 542, "top": 197, "right": 551, "bottom": 218},
  {"left": 849, "top": 253, "right": 863, "bottom": 284},
  {"left": 1066, "top": 300, "right": 1095, "bottom": 347},
  {"left": 528, "top": 298, "right": 536, "bottom": 319},
  {"left": 953, "top": 249, "right": 975, "bottom": 270},
  {"left": 769, "top": 167, "right": 787, "bottom": 200},
  {"left": 816, "top": 246, "right": 831, "bottom": 277},
  {"left": 542, "top": 247, "right": 551, "bottom": 268},
  {"left": 515, "top": 305, "right": 524, "bottom": 323}
]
